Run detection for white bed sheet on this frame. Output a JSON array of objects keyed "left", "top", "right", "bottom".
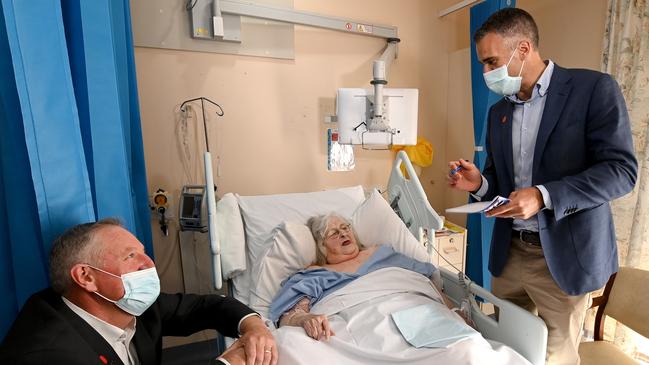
[{"left": 273, "top": 267, "right": 531, "bottom": 365}]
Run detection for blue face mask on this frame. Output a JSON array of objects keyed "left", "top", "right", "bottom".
[
  {"left": 90, "top": 266, "right": 160, "bottom": 316},
  {"left": 483, "top": 46, "right": 525, "bottom": 96}
]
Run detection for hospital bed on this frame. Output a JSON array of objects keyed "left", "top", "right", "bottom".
[{"left": 212, "top": 151, "right": 547, "bottom": 365}]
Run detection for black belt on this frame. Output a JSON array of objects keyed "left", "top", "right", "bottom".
[{"left": 512, "top": 230, "right": 541, "bottom": 246}]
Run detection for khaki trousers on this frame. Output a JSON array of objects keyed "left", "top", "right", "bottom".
[{"left": 492, "top": 237, "right": 590, "bottom": 365}]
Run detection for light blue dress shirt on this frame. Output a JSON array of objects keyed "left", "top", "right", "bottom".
[{"left": 474, "top": 60, "right": 555, "bottom": 232}]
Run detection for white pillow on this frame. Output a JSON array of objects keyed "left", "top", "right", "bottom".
[
  {"left": 248, "top": 222, "right": 316, "bottom": 318},
  {"left": 235, "top": 185, "right": 365, "bottom": 304},
  {"left": 353, "top": 189, "right": 429, "bottom": 262}
]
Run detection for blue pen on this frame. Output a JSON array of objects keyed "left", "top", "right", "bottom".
[{"left": 450, "top": 160, "right": 471, "bottom": 175}]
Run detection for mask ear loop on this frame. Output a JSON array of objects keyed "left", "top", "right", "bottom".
[
  {"left": 506, "top": 43, "right": 526, "bottom": 77},
  {"left": 87, "top": 265, "right": 122, "bottom": 279},
  {"left": 506, "top": 47, "right": 518, "bottom": 67},
  {"left": 518, "top": 59, "right": 526, "bottom": 77},
  {"left": 86, "top": 265, "right": 125, "bottom": 303}
]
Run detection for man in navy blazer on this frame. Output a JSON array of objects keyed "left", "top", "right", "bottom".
[
  {"left": 448, "top": 8, "right": 637, "bottom": 365},
  {"left": 0, "top": 218, "right": 278, "bottom": 365}
]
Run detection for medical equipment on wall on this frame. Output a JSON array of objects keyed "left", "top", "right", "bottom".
[
  {"left": 336, "top": 87, "right": 418, "bottom": 148},
  {"left": 179, "top": 185, "right": 207, "bottom": 232},
  {"left": 187, "top": 1, "right": 412, "bottom": 148},
  {"left": 179, "top": 96, "right": 224, "bottom": 289},
  {"left": 327, "top": 129, "right": 354, "bottom": 171},
  {"left": 150, "top": 189, "right": 170, "bottom": 236}
]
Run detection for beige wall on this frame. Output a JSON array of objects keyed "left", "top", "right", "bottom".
[{"left": 518, "top": 0, "right": 608, "bottom": 69}]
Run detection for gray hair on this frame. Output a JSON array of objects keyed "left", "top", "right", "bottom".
[
  {"left": 306, "top": 213, "right": 364, "bottom": 266},
  {"left": 49, "top": 218, "right": 123, "bottom": 294},
  {"left": 473, "top": 7, "right": 539, "bottom": 49}
]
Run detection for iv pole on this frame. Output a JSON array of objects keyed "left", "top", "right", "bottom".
[{"left": 179, "top": 97, "right": 224, "bottom": 289}]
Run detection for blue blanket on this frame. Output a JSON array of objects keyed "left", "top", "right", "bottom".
[{"left": 268, "top": 245, "right": 436, "bottom": 323}]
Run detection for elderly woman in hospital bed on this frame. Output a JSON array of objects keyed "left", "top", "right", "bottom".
[
  {"left": 271, "top": 213, "right": 460, "bottom": 341},
  {"left": 224, "top": 187, "right": 536, "bottom": 364},
  {"left": 264, "top": 208, "right": 532, "bottom": 364}
]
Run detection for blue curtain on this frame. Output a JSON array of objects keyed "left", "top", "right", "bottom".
[
  {"left": 465, "top": 0, "right": 515, "bottom": 289},
  {"left": 0, "top": 0, "right": 152, "bottom": 340}
]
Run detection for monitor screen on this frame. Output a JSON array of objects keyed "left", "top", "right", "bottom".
[
  {"left": 336, "top": 88, "right": 418, "bottom": 146},
  {"left": 181, "top": 195, "right": 196, "bottom": 218}
]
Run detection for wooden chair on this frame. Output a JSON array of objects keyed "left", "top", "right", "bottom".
[{"left": 579, "top": 267, "right": 649, "bottom": 365}]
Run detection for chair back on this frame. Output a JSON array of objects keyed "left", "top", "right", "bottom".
[{"left": 603, "top": 266, "right": 649, "bottom": 338}]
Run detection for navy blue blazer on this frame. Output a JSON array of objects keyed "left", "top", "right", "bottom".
[
  {"left": 482, "top": 64, "right": 637, "bottom": 295},
  {"left": 0, "top": 289, "right": 256, "bottom": 365}
]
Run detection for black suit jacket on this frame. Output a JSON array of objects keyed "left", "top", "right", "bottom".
[
  {"left": 482, "top": 64, "right": 637, "bottom": 295},
  {"left": 0, "top": 288, "right": 256, "bottom": 364}
]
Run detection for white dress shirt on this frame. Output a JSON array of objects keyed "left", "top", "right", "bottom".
[{"left": 63, "top": 297, "right": 139, "bottom": 365}]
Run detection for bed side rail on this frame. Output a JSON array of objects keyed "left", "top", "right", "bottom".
[
  {"left": 387, "top": 151, "right": 443, "bottom": 236},
  {"left": 440, "top": 267, "right": 548, "bottom": 365}
]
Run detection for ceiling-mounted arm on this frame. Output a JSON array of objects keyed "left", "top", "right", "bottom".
[
  {"left": 204, "top": 0, "right": 402, "bottom": 132},
  {"left": 213, "top": 0, "right": 398, "bottom": 39},
  {"left": 191, "top": 0, "right": 406, "bottom": 145},
  {"left": 369, "top": 38, "right": 400, "bottom": 133}
]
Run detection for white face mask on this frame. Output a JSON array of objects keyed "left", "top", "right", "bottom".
[
  {"left": 89, "top": 266, "right": 160, "bottom": 316},
  {"left": 483, "top": 46, "right": 525, "bottom": 96}
]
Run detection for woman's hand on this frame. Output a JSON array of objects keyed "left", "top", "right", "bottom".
[
  {"left": 218, "top": 340, "right": 247, "bottom": 365},
  {"left": 295, "top": 313, "right": 335, "bottom": 341},
  {"left": 278, "top": 297, "right": 334, "bottom": 340},
  {"left": 452, "top": 308, "right": 477, "bottom": 329}
]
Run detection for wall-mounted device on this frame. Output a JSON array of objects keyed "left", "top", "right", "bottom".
[
  {"left": 336, "top": 88, "right": 418, "bottom": 148},
  {"left": 179, "top": 185, "right": 207, "bottom": 232},
  {"left": 151, "top": 189, "right": 170, "bottom": 236}
]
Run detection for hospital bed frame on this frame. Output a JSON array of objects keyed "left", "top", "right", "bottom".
[
  {"left": 215, "top": 151, "right": 547, "bottom": 365},
  {"left": 389, "top": 151, "right": 547, "bottom": 365}
]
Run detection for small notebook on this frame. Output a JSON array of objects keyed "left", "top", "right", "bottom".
[{"left": 445, "top": 195, "right": 510, "bottom": 214}]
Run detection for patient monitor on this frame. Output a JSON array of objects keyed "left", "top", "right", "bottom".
[
  {"left": 179, "top": 185, "right": 207, "bottom": 232},
  {"left": 336, "top": 88, "right": 418, "bottom": 147}
]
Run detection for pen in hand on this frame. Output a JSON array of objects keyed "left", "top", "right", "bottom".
[{"left": 450, "top": 160, "right": 470, "bottom": 175}]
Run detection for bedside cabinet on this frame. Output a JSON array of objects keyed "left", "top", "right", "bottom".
[{"left": 431, "top": 221, "right": 467, "bottom": 273}]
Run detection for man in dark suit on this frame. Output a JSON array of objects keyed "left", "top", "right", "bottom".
[
  {"left": 448, "top": 8, "right": 637, "bottom": 365},
  {"left": 0, "top": 218, "right": 277, "bottom": 365}
]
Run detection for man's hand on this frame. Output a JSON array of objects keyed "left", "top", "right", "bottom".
[
  {"left": 447, "top": 159, "right": 482, "bottom": 192},
  {"left": 294, "top": 313, "right": 335, "bottom": 341},
  {"left": 239, "top": 315, "right": 278, "bottom": 365},
  {"left": 486, "top": 187, "right": 544, "bottom": 219}
]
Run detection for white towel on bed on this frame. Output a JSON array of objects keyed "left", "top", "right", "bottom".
[
  {"left": 216, "top": 193, "right": 246, "bottom": 279},
  {"left": 391, "top": 302, "right": 480, "bottom": 348}
]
